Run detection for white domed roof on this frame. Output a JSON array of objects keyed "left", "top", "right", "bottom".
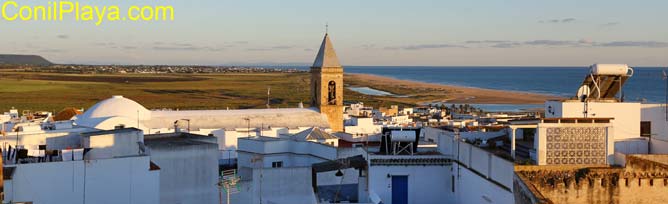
[{"left": 77, "top": 96, "right": 151, "bottom": 123}]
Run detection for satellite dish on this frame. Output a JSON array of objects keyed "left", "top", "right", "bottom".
[{"left": 577, "top": 85, "right": 591, "bottom": 102}]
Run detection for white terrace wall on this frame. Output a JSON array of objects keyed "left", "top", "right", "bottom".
[
  {"left": 5, "top": 156, "right": 159, "bottom": 204},
  {"left": 237, "top": 138, "right": 337, "bottom": 180},
  {"left": 444, "top": 130, "right": 506, "bottom": 141},
  {"left": 148, "top": 142, "right": 219, "bottom": 204},
  {"left": 614, "top": 138, "right": 649, "bottom": 154},
  {"left": 250, "top": 167, "right": 317, "bottom": 204},
  {"left": 650, "top": 138, "right": 668, "bottom": 154},
  {"left": 367, "top": 155, "right": 453, "bottom": 204},
  {"left": 5, "top": 161, "right": 85, "bottom": 204},
  {"left": 168, "top": 126, "right": 312, "bottom": 162},
  {"left": 545, "top": 101, "right": 640, "bottom": 140},
  {"left": 641, "top": 104, "right": 668, "bottom": 154},
  {"left": 456, "top": 142, "right": 514, "bottom": 189},
  {"left": 0, "top": 128, "right": 90, "bottom": 150},
  {"left": 641, "top": 104, "right": 668, "bottom": 141},
  {"left": 83, "top": 156, "right": 160, "bottom": 204},
  {"left": 429, "top": 127, "right": 515, "bottom": 204},
  {"left": 430, "top": 126, "right": 513, "bottom": 189},
  {"left": 455, "top": 163, "right": 514, "bottom": 204}
]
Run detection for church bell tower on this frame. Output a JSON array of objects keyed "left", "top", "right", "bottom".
[{"left": 310, "top": 33, "right": 344, "bottom": 132}]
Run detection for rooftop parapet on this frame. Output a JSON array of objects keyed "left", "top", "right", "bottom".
[{"left": 513, "top": 154, "right": 668, "bottom": 204}]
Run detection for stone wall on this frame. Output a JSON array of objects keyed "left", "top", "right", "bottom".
[
  {"left": 321, "top": 105, "right": 343, "bottom": 132},
  {"left": 311, "top": 66, "right": 344, "bottom": 132},
  {"left": 514, "top": 155, "right": 668, "bottom": 204}
]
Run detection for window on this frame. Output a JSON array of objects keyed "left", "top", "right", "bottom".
[
  {"left": 353, "top": 143, "right": 364, "bottom": 148},
  {"left": 271, "top": 161, "right": 283, "bottom": 168},
  {"left": 641, "top": 121, "right": 651, "bottom": 137},
  {"left": 327, "top": 81, "right": 336, "bottom": 105}
]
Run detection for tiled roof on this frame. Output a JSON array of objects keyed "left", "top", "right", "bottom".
[{"left": 293, "top": 127, "right": 338, "bottom": 141}]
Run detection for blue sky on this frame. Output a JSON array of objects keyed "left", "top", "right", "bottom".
[{"left": 1, "top": 0, "right": 668, "bottom": 66}]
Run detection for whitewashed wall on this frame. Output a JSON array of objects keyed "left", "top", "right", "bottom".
[
  {"left": 641, "top": 104, "right": 668, "bottom": 141},
  {"left": 238, "top": 138, "right": 337, "bottom": 161},
  {"left": 614, "top": 138, "right": 649, "bottom": 154},
  {"left": 5, "top": 156, "right": 159, "bottom": 204},
  {"left": 546, "top": 101, "right": 640, "bottom": 140},
  {"left": 157, "top": 126, "right": 314, "bottom": 162},
  {"left": 237, "top": 138, "right": 337, "bottom": 181},
  {"left": 83, "top": 131, "right": 143, "bottom": 160},
  {"left": 650, "top": 138, "right": 668, "bottom": 154},
  {"left": 453, "top": 142, "right": 514, "bottom": 189},
  {"left": 84, "top": 156, "right": 160, "bottom": 204},
  {"left": 317, "top": 168, "right": 360, "bottom": 186},
  {"left": 367, "top": 164, "right": 453, "bottom": 204},
  {"left": 345, "top": 117, "right": 382, "bottom": 135},
  {"left": 433, "top": 126, "right": 515, "bottom": 204},
  {"left": 249, "top": 167, "right": 317, "bottom": 204},
  {"left": 454, "top": 163, "right": 513, "bottom": 204},
  {"left": 148, "top": 143, "right": 219, "bottom": 204},
  {"left": 5, "top": 161, "right": 85, "bottom": 203},
  {"left": 0, "top": 128, "right": 89, "bottom": 150}
]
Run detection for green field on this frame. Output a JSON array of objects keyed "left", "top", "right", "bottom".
[{"left": 0, "top": 71, "right": 411, "bottom": 113}]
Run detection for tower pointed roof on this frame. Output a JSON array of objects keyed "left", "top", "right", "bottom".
[{"left": 312, "top": 34, "right": 341, "bottom": 68}]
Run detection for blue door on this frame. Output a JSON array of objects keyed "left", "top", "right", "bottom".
[{"left": 392, "top": 176, "right": 408, "bottom": 204}]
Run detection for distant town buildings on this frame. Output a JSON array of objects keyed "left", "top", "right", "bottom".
[{"left": 20, "top": 64, "right": 306, "bottom": 74}]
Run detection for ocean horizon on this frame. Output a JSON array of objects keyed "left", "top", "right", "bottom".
[{"left": 290, "top": 66, "right": 666, "bottom": 104}]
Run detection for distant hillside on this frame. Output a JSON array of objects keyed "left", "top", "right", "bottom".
[{"left": 0, "top": 54, "right": 52, "bottom": 66}]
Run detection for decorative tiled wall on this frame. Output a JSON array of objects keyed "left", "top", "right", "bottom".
[{"left": 545, "top": 127, "right": 607, "bottom": 165}]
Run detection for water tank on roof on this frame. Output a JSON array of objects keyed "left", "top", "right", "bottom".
[
  {"left": 590, "top": 64, "right": 633, "bottom": 76},
  {"left": 390, "top": 130, "right": 416, "bottom": 142}
]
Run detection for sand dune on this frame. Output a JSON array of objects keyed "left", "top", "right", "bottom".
[{"left": 347, "top": 73, "right": 564, "bottom": 104}]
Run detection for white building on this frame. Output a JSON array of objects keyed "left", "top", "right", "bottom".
[
  {"left": 233, "top": 128, "right": 342, "bottom": 204},
  {"left": 345, "top": 102, "right": 373, "bottom": 117},
  {"left": 366, "top": 154, "right": 454, "bottom": 204},
  {"left": 344, "top": 117, "right": 382, "bottom": 136},
  {"left": 3, "top": 126, "right": 221, "bottom": 204},
  {"left": 3, "top": 128, "right": 161, "bottom": 204},
  {"left": 236, "top": 135, "right": 337, "bottom": 179},
  {"left": 144, "top": 132, "right": 219, "bottom": 204},
  {"left": 311, "top": 128, "right": 456, "bottom": 204},
  {"left": 400, "top": 107, "right": 414, "bottom": 116},
  {"left": 417, "top": 64, "right": 668, "bottom": 204},
  {"left": 73, "top": 95, "right": 331, "bottom": 164},
  {"left": 234, "top": 127, "right": 340, "bottom": 203},
  {"left": 1, "top": 108, "right": 20, "bottom": 124},
  {"left": 543, "top": 64, "right": 668, "bottom": 154},
  {"left": 384, "top": 115, "right": 413, "bottom": 126}
]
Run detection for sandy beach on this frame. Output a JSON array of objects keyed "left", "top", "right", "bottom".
[{"left": 347, "top": 73, "right": 564, "bottom": 105}]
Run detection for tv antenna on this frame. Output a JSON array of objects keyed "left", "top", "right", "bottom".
[
  {"left": 266, "top": 86, "right": 271, "bottom": 109},
  {"left": 577, "top": 85, "right": 591, "bottom": 118},
  {"left": 243, "top": 117, "right": 251, "bottom": 137},
  {"left": 218, "top": 169, "right": 241, "bottom": 204},
  {"left": 576, "top": 85, "right": 591, "bottom": 102}
]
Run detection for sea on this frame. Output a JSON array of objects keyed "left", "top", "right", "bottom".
[{"left": 290, "top": 66, "right": 667, "bottom": 111}]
